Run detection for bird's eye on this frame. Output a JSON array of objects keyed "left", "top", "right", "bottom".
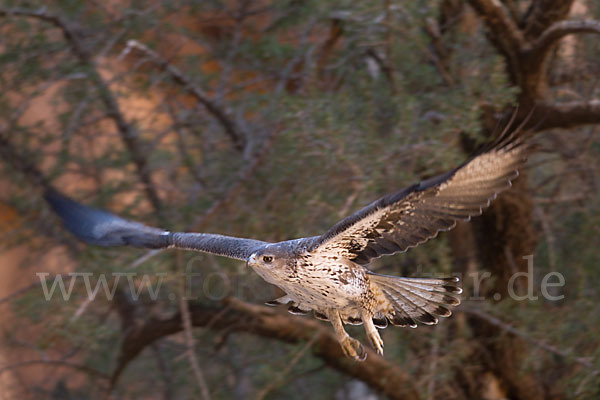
[{"left": 262, "top": 255, "right": 273, "bottom": 263}]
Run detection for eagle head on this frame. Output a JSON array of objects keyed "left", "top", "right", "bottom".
[{"left": 247, "top": 245, "right": 291, "bottom": 283}]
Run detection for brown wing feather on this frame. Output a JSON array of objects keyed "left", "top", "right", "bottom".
[{"left": 308, "top": 135, "right": 530, "bottom": 264}]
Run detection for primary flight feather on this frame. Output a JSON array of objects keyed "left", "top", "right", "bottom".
[{"left": 46, "top": 131, "right": 529, "bottom": 361}]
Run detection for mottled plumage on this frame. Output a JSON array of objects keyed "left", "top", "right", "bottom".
[{"left": 46, "top": 130, "right": 530, "bottom": 361}]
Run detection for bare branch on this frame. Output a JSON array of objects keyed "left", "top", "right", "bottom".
[
  {"left": 189, "top": 126, "right": 279, "bottom": 230},
  {"left": 111, "top": 298, "right": 420, "bottom": 400},
  {"left": 0, "top": 133, "right": 50, "bottom": 189},
  {"left": 0, "top": 7, "right": 163, "bottom": 215},
  {"left": 424, "top": 22, "right": 454, "bottom": 87},
  {"left": 121, "top": 40, "right": 247, "bottom": 152},
  {"left": 466, "top": 1, "right": 597, "bottom": 104},
  {"left": 119, "top": 124, "right": 279, "bottom": 270},
  {"left": 0, "top": 282, "right": 39, "bottom": 307},
  {"left": 466, "top": 0, "right": 528, "bottom": 87},
  {"left": 534, "top": 100, "right": 600, "bottom": 131},
  {"left": 522, "top": 0, "right": 575, "bottom": 40},
  {"left": 532, "top": 206, "right": 557, "bottom": 272},
  {"left": 462, "top": 306, "right": 597, "bottom": 371},
  {"left": 0, "top": 359, "right": 109, "bottom": 381},
  {"left": 534, "top": 193, "right": 587, "bottom": 204},
  {"left": 467, "top": 0, "right": 525, "bottom": 53},
  {"left": 254, "top": 332, "right": 320, "bottom": 400},
  {"left": 0, "top": 7, "right": 59, "bottom": 24},
  {"left": 530, "top": 19, "right": 600, "bottom": 57},
  {"left": 151, "top": 343, "right": 174, "bottom": 400},
  {"left": 176, "top": 252, "right": 212, "bottom": 400}
]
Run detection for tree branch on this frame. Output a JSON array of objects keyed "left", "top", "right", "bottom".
[
  {"left": 189, "top": 125, "right": 279, "bottom": 230},
  {"left": 522, "top": 0, "right": 575, "bottom": 40},
  {"left": 151, "top": 343, "right": 174, "bottom": 400},
  {"left": 533, "top": 99, "right": 600, "bottom": 131},
  {"left": 0, "top": 6, "right": 58, "bottom": 24},
  {"left": 467, "top": 0, "right": 526, "bottom": 87},
  {"left": 0, "top": 133, "right": 50, "bottom": 189},
  {"left": 461, "top": 306, "right": 597, "bottom": 371},
  {"left": 530, "top": 19, "right": 600, "bottom": 57},
  {"left": 110, "top": 297, "right": 420, "bottom": 400},
  {"left": 121, "top": 39, "right": 248, "bottom": 152},
  {"left": 0, "top": 7, "right": 164, "bottom": 215},
  {"left": 254, "top": 332, "right": 320, "bottom": 400},
  {"left": 177, "top": 252, "right": 212, "bottom": 400},
  {"left": 467, "top": 0, "right": 525, "bottom": 53},
  {"left": 0, "top": 359, "right": 109, "bottom": 381}
]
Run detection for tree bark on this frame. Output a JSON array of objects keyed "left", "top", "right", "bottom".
[
  {"left": 442, "top": 2, "right": 600, "bottom": 398},
  {"left": 111, "top": 297, "right": 421, "bottom": 400}
]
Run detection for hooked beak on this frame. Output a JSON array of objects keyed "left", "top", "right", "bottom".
[{"left": 247, "top": 253, "right": 257, "bottom": 268}]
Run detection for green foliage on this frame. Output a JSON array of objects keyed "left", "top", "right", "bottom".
[{"left": 1, "top": 0, "right": 599, "bottom": 399}]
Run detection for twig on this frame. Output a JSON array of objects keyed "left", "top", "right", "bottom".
[
  {"left": 121, "top": 39, "right": 247, "bottom": 152},
  {"left": 461, "top": 306, "right": 597, "bottom": 371},
  {"left": 254, "top": 332, "right": 320, "bottom": 400},
  {"left": 534, "top": 194, "right": 587, "bottom": 204},
  {"left": 165, "top": 100, "right": 207, "bottom": 188},
  {"left": 152, "top": 343, "right": 174, "bottom": 400},
  {"left": 111, "top": 297, "right": 420, "bottom": 400},
  {"left": 273, "top": 19, "right": 317, "bottom": 95},
  {"left": 0, "top": 359, "right": 109, "bottom": 380},
  {"left": 0, "top": 132, "right": 50, "bottom": 189},
  {"left": 522, "top": 0, "right": 581, "bottom": 39},
  {"left": 126, "top": 249, "right": 163, "bottom": 270},
  {"left": 532, "top": 205, "right": 557, "bottom": 271},
  {"left": 0, "top": 282, "right": 40, "bottom": 306},
  {"left": 189, "top": 125, "right": 279, "bottom": 231},
  {"left": 71, "top": 298, "right": 92, "bottom": 322},
  {"left": 120, "top": 123, "right": 279, "bottom": 268},
  {"left": 426, "top": 328, "right": 440, "bottom": 400},
  {"left": 177, "top": 251, "right": 212, "bottom": 400},
  {"left": 0, "top": 7, "right": 164, "bottom": 215},
  {"left": 421, "top": 18, "right": 454, "bottom": 87},
  {"left": 530, "top": 19, "right": 600, "bottom": 56},
  {"left": 383, "top": 0, "right": 396, "bottom": 91},
  {"left": 467, "top": 0, "right": 525, "bottom": 54}
]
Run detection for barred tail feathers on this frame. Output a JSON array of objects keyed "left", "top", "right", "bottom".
[{"left": 369, "top": 273, "right": 462, "bottom": 328}]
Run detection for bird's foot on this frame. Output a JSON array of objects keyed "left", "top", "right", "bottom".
[
  {"left": 340, "top": 337, "right": 367, "bottom": 362},
  {"left": 367, "top": 330, "right": 384, "bottom": 356}
]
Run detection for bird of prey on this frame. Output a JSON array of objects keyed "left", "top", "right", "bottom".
[{"left": 46, "top": 131, "right": 529, "bottom": 361}]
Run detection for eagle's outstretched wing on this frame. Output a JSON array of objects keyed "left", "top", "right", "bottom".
[
  {"left": 308, "top": 133, "right": 530, "bottom": 265},
  {"left": 45, "top": 190, "right": 267, "bottom": 261}
]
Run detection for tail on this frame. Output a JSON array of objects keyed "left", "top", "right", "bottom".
[{"left": 369, "top": 273, "right": 462, "bottom": 328}]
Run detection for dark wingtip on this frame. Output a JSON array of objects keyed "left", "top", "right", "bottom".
[
  {"left": 432, "top": 305, "right": 452, "bottom": 318},
  {"left": 373, "top": 317, "right": 388, "bottom": 329},
  {"left": 416, "top": 312, "right": 438, "bottom": 325},
  {"left": 442, "top": 285, "right": 463, "bottom": 294},
  {"left": 345, "top": 316, "right": 363, "bottom": 326},
  {"left": 44, "top": 190, "right": 97, "bottom": 241},
  {"left": 44, "top": 188, "right": 73, "bottom": 213},
  {"left": 44, "top": 189, "right": 172, "bottom": 249},
  {"left": 388, "top": 314, "right": 417, "bottom": 328},
  {"left": 44, "top": 189, "right": 102, "bottom": 222},
  {"left": 288, "top": 305, "right": 310, "bottom": 316},
  {"left": 443, "top": 276, "right": 460, "bottom": 283},
  {"left": 314, "top": 311, "right": 329, "bottom": 321},
  {"left": 443, "top": 295, "right": 461, "bottom": 306},
  {"left": 43, "top": 189, "right": 124, "bottom": 246}
]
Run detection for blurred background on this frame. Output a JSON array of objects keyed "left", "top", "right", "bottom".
[{"left": 0, "top": 0, "right": 599, "bottom": 399}]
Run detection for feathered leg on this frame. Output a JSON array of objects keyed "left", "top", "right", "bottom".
[
  {"left": 328, "top": 309, "right": 366, "bottom": 361},
  {"left": 361, "top": 310, "right": 384, "bottom": 356}
]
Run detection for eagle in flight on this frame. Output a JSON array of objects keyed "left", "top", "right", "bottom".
[{"left": 46, "top": 131, "right": 529, "bottom": 361}]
